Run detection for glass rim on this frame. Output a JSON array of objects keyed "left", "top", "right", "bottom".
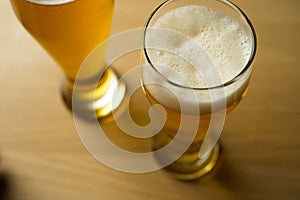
[{"left": 142, "top": 0, "right": 257, "bottom": 90}]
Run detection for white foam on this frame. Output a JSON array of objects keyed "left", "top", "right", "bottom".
[
  {"left": 142, "top": 5, "right": 253, "bottom": 113},
  {"left": 26, "top": 0, "right": 75, "bottom": 5}
]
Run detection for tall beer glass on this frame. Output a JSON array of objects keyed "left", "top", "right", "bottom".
[
  {"left": 10, "top": 0, "right": 125, "bottom": 118},
  {"left": 141, "top": 0, "right": 256, "bottom": 180}
]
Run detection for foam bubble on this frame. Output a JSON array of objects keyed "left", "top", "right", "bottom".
[{"left": 26, "top": 0, "right": 75, "bottom": 5}]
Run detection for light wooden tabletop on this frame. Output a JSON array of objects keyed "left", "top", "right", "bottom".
[{"left": 1, "top": 0, "right": 300, "bottom": 199}]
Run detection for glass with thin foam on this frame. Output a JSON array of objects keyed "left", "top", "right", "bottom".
[{"left": 10, "top": 0, "right": 125, "bottom": 118}]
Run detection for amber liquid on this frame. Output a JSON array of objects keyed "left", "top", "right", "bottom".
[
  {"left": 10, "top": 0, "right": 125, "bottom": 118},
  {"left": 10, "top": 0, "right": 114, "bottom": 80},
  {"left": 143, "top": 85, "right": 248, "bottom": 179}
]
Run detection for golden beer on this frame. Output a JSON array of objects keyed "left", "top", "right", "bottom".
[
  {"left": 10, "top": 0, "right": 114, "bottom": 79},
  {"left": 141, "top": 0, "right": 256, "bottom": 180},
  {"left": 143, "top": 85, "right": 248, "bottom": 179},
  {"left": 10, "top": 0, "right": 125, "bottom": 117}
]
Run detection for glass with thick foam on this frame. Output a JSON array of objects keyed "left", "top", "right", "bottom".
[
  {"left": 141, "top": 0, "right": 256, "bottom": 180},
  {"left": 10, "top": 0, "right": 125, "bottom": 117}
]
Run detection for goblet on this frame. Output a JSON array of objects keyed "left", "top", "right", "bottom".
[
  {"left": 10, "top": 0, "right": 125, "bottom": 118},
  {"left": 141, "top": 0, "right": 256, "bottom": 180}
]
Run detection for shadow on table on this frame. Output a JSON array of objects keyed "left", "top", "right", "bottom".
[
  {"left": 0, "top": 171, "right": 11, "bottom": 200},
  {"left": 208, "top": 145, "right": 250, "bottom": 193}
]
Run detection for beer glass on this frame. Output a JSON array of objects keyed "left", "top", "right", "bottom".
[
  {"left": 10, "top": 0, "right": 125, "bottom": 118},
  {"left": 141, "top": 0, "right": 256, "bottom": 180}
]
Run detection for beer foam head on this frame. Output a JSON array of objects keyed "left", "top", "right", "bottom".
[
  {"left": 146, "top": 5, "right": 251, "bottom": 88},
  {"left": 142, "top": 5, "right": 253, "bottom": 113},
  {"left": 26, "top": 0, "right": 75, "bottom": 5}
]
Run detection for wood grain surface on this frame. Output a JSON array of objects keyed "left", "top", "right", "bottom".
[{"left": 0, "top": 0, "right": 300, "bottom": 199}]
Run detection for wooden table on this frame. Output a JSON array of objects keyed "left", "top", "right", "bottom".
[{"left": 0, "top": 0, "right": 299, "bottom": 199}]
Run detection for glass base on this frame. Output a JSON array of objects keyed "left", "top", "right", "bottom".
[
  {"left": 163, "top": 143, "right": 220, "bottom": 181},
  {"left": 62, "top": 68, "right": 126, "bottom": 119}
]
